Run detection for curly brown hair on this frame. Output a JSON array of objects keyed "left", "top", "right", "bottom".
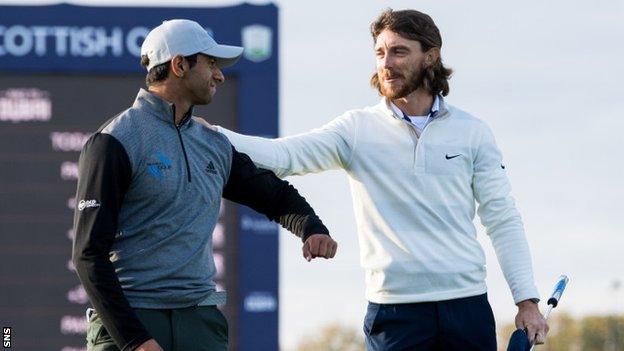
[{"left": 370, "top": 9, "right": 453, "bottom": 97}]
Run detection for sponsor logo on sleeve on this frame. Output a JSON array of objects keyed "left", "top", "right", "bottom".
[{"left": 77, "top": 199, "right": 100, "bottom": 211}]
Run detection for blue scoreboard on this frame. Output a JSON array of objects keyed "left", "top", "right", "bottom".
[{"left": 0, "top": 4, "right": 279, "bottom": 350}]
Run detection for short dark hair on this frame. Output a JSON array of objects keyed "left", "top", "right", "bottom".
[
  {"left": 370, "top": 9, "right": 453, "bottom": 96},
  {"left": 140, "top": 54, "right": 199, "bottom": 86}
]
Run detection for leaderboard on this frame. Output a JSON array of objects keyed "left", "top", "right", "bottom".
[
  {"left": 0, "top": 75, "right": 239, "bottom": 350},
  {"left": 0, "top": 4, "right": 279, "bottom": 350}
]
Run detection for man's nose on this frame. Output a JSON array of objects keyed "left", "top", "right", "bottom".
[
  {"left": 379, "top": 54, "right": 394, "bottom": 70},
  {"left": 381, "top": 55, "right": 394, "bottom": 69},
  {"left": 212, "top": 67, "right": 225, "bottom": 84}
]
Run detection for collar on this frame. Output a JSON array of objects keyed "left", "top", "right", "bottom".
[
  {"left": 132, "top": 88, "right": 195, "bottom": 128},
  {"left": 380, "top": 93, "right": 447, "bottom": 121}
]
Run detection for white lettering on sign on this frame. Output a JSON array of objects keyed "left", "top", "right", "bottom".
[
  {"left": 0, "top": 88, "right": 51, "bottom": 123},
  {"left": 67, "top": 284, "right": 88, "bottom": 304},
  {"left": 61, "top": 347, "right": 86, "bottom": 351},
  {"left": 50, "top": 132, "right": 91, "bottom": 152},
  {"left": 243, "top": 292, "right": 277, "bottom": 312},
  {"left": 241, "top": 214, "right": 278, "bottom": 234},
  {"left": 59, "top": 315, "right": 87, "bottom": 335},
  {"left": 60, "top": 161, "right": 79, "bottom": 180},
  {"left": 125, "top": 26, "right": 150, "bottom": 57},
  {"left": 0, "top": 25, "right": 218, "bottom": 59},
  {"left": 0, "top": 25, "right": 146, "bottom": 58}
]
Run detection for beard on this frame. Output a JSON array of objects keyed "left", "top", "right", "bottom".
[
  {"left": 191, "top": 82, "right": 216, "bottom": 105},
  {"left": 377, "top": 64, "right": 425, "bottom": 99}
]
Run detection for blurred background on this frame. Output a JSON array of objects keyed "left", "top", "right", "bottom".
[{"left": 1, "top": 0, "right": 623, "bottom": 350}]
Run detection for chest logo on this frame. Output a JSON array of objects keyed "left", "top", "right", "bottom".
[
  {"left": 445, "top": 154, "right": 461, "bottom": 160},
  {"left": 147, "top": 151, "right": 172, "bottom": 180},
  {"left": 205, "top": 161, "right": 217, "bottom": 175}
]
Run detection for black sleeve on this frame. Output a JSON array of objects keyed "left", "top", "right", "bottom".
[
  {"left": 223, "top": 146, "right": 329, "bottom": 242},
  {"left": 72, "top": 133, "right": 152, "bottom": 351}
]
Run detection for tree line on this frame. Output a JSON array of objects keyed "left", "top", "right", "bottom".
[{"left": 290, "top": 313, "right": 624, "bottom": 351}]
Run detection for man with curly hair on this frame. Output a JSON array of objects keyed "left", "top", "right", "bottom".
[{"left": 210, "top": 9, "right": 548, "bottom": 351}]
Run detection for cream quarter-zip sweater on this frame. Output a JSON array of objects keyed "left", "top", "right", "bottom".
[{"left": 218, "top": 97, "right": 539, "bottom": 304}]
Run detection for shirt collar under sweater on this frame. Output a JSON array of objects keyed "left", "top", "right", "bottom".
[
  {"left": 379, "top": 93, "right": 448, "bottom": 122},
  {"left": 390, "top": 94, "right": 441, "bottom": 121}
]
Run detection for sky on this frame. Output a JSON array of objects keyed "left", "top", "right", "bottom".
[{"left": 7, "top": 0, "right": 624, "bottom": 349}]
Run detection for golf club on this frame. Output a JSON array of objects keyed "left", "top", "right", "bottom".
[{"left": 529, "top": 275, "right": 569, "bottom": 350}]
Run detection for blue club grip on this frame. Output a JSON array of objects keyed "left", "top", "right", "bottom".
[{"left": 547, "top": 275, "right": 569, "bottom": 308}]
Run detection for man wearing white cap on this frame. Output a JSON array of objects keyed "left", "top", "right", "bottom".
[{"left": 72, "top": 19, "right": 337, "bottom": 351}]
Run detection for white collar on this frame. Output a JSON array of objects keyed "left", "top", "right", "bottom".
[{"left": 390, "top": 94, "right": 440, "bottom": 119}]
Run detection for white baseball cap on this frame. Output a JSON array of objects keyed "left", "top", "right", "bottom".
[{"left": 140, "top": 19, "right": 244, "bottom": 71}]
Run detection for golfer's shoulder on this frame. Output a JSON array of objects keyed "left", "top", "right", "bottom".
[
  {"left": 88, "top": 108, "right": 139, "bottom": 152},
  {"left": 444, "top": 103, "right": 489, "bottom": 130},
  {"left": 85, "top": 108, "right": 150, "bottom": 159},
  {"left": 80, "top": 109, "right": 136, "bottom": 161},
  {"left": 191, "top": 116, "right": 230, "bottom": 146},
  {"left": 338, "top": 103, "right": 386, "bottom": 125}
]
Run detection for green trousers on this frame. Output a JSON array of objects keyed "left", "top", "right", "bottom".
[{"left": 86, "top": 305, "right": 228, "bottom": 351}]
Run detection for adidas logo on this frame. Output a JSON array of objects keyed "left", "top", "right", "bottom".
[{"left": 205, "top": 161, "right": 217, "bottom": 175}]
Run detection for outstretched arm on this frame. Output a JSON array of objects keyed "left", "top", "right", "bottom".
[
  {"left": 222, "top": 146, "right": 337, "bottom": 260},
  {"left": 198, "top": 113, "right": 356, "bottom": 178}
]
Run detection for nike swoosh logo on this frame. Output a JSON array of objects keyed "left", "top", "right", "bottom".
[{"left": 445, "top": 154, "right": 461, "bottom": 160}]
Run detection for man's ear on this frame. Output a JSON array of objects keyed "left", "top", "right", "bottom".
[
  {"left": 424, "top": 47, "right": 440, "bottom": 67},
  {"left": 170, "top": 55, "right": 187, "bottom": 78}
]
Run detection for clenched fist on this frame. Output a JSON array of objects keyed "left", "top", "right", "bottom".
[
  {"left": 302, "top": 234, "right": 338, "bottom": 261},
  {"left": 515, "top": 300, "right": 549, "bottom": 344}
]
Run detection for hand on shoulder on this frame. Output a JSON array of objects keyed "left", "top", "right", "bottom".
[{"left": 195, "top": 117, "right": 218, "bottom": 131}]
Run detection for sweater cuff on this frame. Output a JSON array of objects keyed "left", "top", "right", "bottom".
[
  {"left": 301, "top": 222, "right": 330, "bottom": 242},
  {"left": 512, "top": 289, "right": 541, "bottom": 305}
]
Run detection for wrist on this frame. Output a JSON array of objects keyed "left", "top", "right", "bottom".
[
  {"left": 302, "top": 224, "right": 329, "bottom": 242},
  {"left": 302, "top": 231, "right": 329, "bottom": 242},
  {"left": 517, "top": 299, "right": 539, "bottom": 309}
]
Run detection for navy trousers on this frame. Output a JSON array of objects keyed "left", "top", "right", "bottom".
[{"left": 364, "top": 293, "right": 497, "bottom": 351}]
